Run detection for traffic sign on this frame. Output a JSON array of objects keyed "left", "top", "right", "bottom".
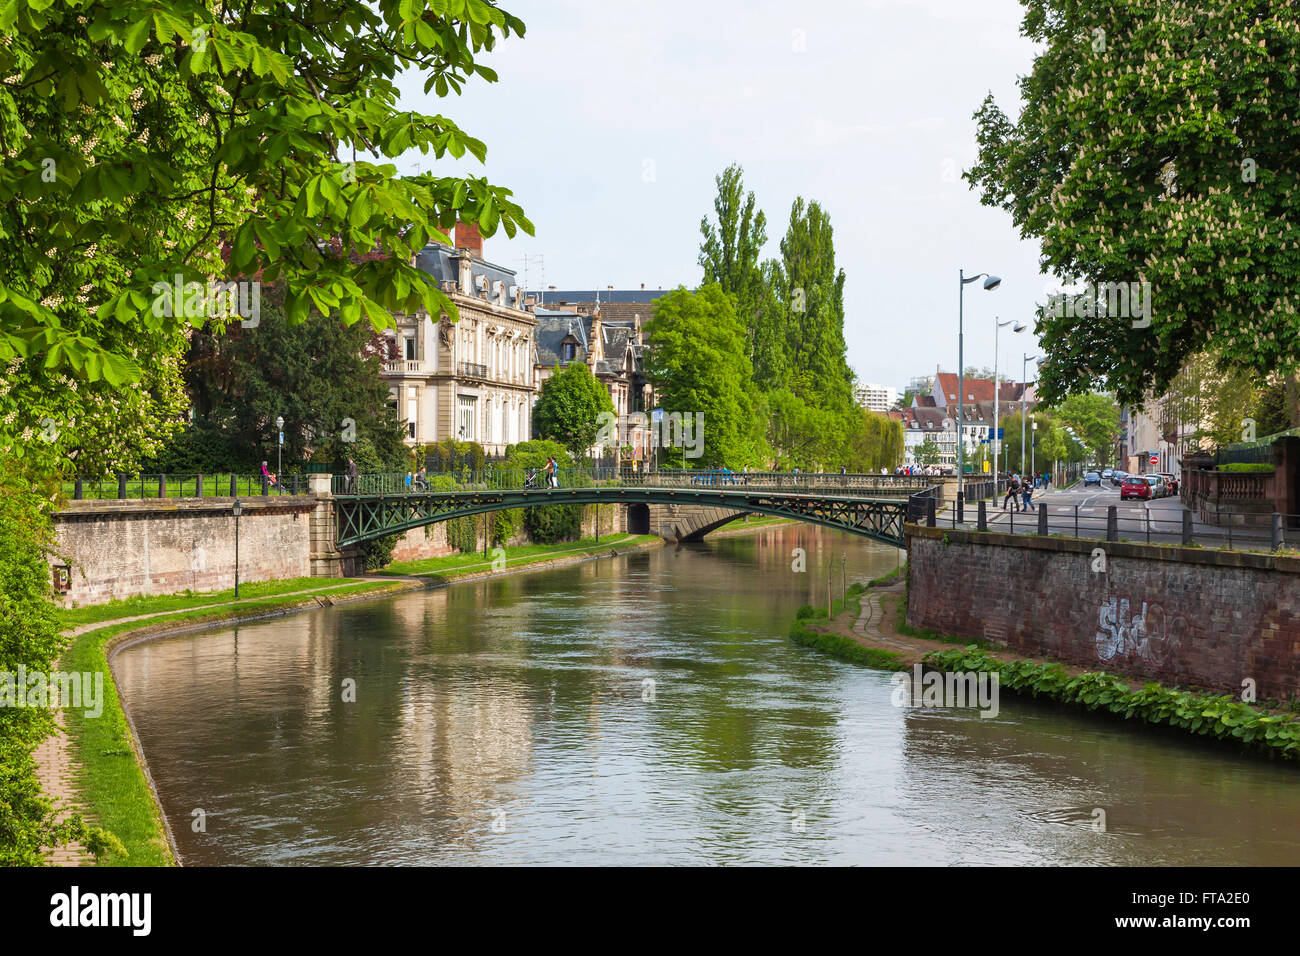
[{"left": 1149, "top": 454, "right": 1158, "bottom": 465}]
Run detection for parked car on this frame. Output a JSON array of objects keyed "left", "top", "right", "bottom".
[
  {"left": 1145, "top": 474, "right": 1167, "bottom": 498},
  {"left": 1120, "top": 475, "right": 1151, "bottom": 500},
  {"left": 1102, "top": 468, "right": 1114, "bottom": 479},
  {"left": 1157, "top": 472, "right": 1179, "bottom": 494},
  {"left": 1110, "top": 470, "right": 1128, "bottom": 487},
  {"left": 1083, "top": 471, "right": 1102, "bottom": 486}
]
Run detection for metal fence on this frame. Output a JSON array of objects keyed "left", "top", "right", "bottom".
[
  {"left": 921, "top": 499, "right": 1300, "bottom": 554},
  {"left": 67, "top": 473, "right": 307, "bottom": 500}
]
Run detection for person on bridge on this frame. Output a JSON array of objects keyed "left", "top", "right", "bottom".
[
  {"left": 345, "top": 457, "right": 358, "bottom": 494},
  {"left": 1022, "top": 479, "right": 1033, "bottom": 511},
  {"left": 260, "top": 460, "right": 277, "bottom": 487}
]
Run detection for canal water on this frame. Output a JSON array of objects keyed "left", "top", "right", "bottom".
[{"left": 115, "top": 525, "right": 1300, "bottom": 865}]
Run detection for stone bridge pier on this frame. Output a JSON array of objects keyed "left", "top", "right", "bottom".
[{"left": 636, "top": 502, "right": 751, "bottom": 542}]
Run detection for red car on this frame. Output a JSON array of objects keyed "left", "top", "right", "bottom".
[{"left": 1120, "top": 475, "right": 1151, "bottom": 500}]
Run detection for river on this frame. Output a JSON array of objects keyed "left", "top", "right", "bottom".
[{"left": 114, "top": 524, "right": 1300, "bottom": 865}]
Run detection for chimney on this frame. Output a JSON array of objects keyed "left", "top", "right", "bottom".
[
  {"left": 455, "top": 221, "right": 483, "bottom": 259},
  {"left": 640, "top": 283, "right": 645, "bottom": 290}
]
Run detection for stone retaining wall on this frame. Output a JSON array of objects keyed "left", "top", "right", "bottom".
[{"left": 906, "top": 525, "right": 1300, "bottom": 701}]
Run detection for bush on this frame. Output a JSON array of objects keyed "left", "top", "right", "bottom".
[
  {"left": 446, "top": 514, "right": 479, "bottom": 553},
  {"left": 359, "top": 534, "right": 397, "bottom": 570},
  {"left": 524, "top": 503, "right": 583, "bottom": 543}
]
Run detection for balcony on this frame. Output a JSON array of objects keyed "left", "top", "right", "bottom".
[
  {"left": 458, "top": 362, "right": 488, "bottom": 380},
  {"left": 383, "top": 360, "right": 424, "bottom": 375}
]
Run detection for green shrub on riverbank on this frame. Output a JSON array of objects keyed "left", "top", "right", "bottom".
[{"left": 923, "top": 647, "right": 1300, "bottom": 759}]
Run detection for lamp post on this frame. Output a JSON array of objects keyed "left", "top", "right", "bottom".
[
  {"left": 1021, "top": 353, "right": 1039, "bottom": 473},
  {"left": 958, "top": 270, "right": 1001, "bottom": 508},
  {"left": 275, "top": 415, "right": 284, "bottom": 485},
  {"left": 1031, "top": 418, "right": 1038, "bottom": 485},
  {"left": 232, "top": 498, "right": 242, "bottom": 598},
  {"left": 993, "top": 317, "right": 1025, "bottom": 486}
]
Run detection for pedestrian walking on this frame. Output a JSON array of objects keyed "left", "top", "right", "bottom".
[
  {"left": 1022, "top": 478, "right": 1033, "bottom": 511},
  {"left": 261, "top": 460, "right": 277, "bottom": 487},
  {"left": 345, "top": 457, "right": 359, "bottom": 494},
  {"left": 1003, "top": 474, "right": 1020, "bottom": 511}
]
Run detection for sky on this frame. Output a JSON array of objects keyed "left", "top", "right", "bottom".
[{"left": 394, "top": 0, "right": 1053, "bottom": 393}]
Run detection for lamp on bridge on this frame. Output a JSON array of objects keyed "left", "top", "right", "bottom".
[
  {"left": 232, "top": 498, "right": 243, "bottom": 599},
  {"left": 958, "top": 270, "right": 1002, "bottom": 510}
]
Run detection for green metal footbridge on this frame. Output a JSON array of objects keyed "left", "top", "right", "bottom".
[{"left": 331, "top": 470, "right": 937, "bottom": 549}]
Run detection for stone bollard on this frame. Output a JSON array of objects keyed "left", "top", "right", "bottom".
[
  {"left": 261, "top": 475, "right": 269, "bottom": 496},
  {"left": 1273, "top": 513, "right": 1284, "bottom": 552},
  {"left": 926, "top": 496, "right": 937, "bottom": 528},
  {"left": 229, "top": 474, "right": 238, "bottom": 497},
  {"left": 1038, "top": 502, "right": 1048, "bottom": 535},
  {"left": 117, "top": 473, "right": 127, "bottom": 499},
  {"left": 196, "top": 473, "right": 204, "bottom": 498},
  {"left": 1182, "top": 511, "right": 1193, "bottom": 546},
  {"left": 158, "top": 474, "right": 167, "bottom": 499},
  {"left": 977, "top": 499, "right": 987, "bottom": 531},
  {"left": 74, "top": 477, "right": 83, "bottom": 500},
  {"left": 1106, "top": 505, "right": 1118, "bottom": 542}
]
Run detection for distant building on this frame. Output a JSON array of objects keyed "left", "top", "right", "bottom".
[
  {"left": 380, "top": 223, "right": 537, "bottom": 455},
  {"left": 930, "top": 366, "right": 1027, "bottom": 407},
  {"left": 529, "top": 289, "right": 665, "bottom": 462},
  {"left": 856, "top": 382, "right": 898, "bottom": 413}
]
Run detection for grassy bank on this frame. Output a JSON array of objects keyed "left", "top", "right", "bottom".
[
  {"left": 377, "top": 534, "right": 661, "bottom": 580},
  {"left": 788, "top": 583, "right": 906, "bottom": 671},
  {"left": 59, "top": 578, "right": 406, "bottom": 866}
]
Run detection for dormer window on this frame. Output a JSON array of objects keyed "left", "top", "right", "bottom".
[{"left": 563, "top": 342, "right": 577, "bottom": 361}]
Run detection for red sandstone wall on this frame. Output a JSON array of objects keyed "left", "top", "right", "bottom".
[{"left": 906, "top": 527, "right": 1300, "bottom": 701}]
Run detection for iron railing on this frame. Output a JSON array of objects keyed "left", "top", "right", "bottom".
[
  {"left": 329, "top": 469, "right": 937, "bottom": 497},
  {"left": 935, "top": 500, "right": 1300, "bottom": 554},
  {"left": 66, "top": 473, "right": 308, "bottom": 500}
]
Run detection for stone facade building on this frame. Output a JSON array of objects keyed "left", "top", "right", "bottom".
[
  {"left": 528, "top": 289, "right": 666, "bottom": 463},
  {"left": 381, "top": 223, "right": 537, "bottom": 456}
]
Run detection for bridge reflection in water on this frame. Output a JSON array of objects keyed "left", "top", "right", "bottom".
[{"left": 331, "top": 470, "right": 936, "bottom": 549}]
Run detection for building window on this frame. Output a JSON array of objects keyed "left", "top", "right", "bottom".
[
  {"left": 563, "top": 342, "right": 576, "bottom": 361},
  {"left": 404, "top": 336, "right": 416, "bottom": 361},
  {"left": 458, "top": 396, "right": 476, "bottom": 441}
]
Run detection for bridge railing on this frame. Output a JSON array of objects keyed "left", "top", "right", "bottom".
[
  {"left": 330, "top": 468, "right": 934, "bottom": 497},
  {"left": 64, "top": 473, "right": 307, "bottom": 500}
]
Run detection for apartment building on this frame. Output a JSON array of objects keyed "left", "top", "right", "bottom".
[{"left": 380, "top": 223, "right": 538, "bottom": 455}]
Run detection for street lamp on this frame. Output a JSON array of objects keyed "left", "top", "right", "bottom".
[
  {"left": 958, "top": 270, "right": 1001, "bottom": 508},
  {"left": 275, "top": 415, "right": 284, "bottom": 486},
  {"left": 993, "top": 317, "right": 1025, "bottom": 484},
  {"left": 1031, "top": 418, "right": 1039, "bottom": 485},
  {"left": 1021, "top": 353, "right": 1039, "bottom": 474},
  {"left": 232, "top": 498, "right": 242, "bottom": 598}
]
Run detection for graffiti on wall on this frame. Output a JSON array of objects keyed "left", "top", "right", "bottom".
[{"left": 1095, "top": 594, "right": 1188, "bottom": 667}]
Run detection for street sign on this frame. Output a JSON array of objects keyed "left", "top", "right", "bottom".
[
  {"left": 279, "top": 432, "right": 284, "bottom": 445},
  {"left": 1149, "top": 454, "right": 1158, "bottom": 465}
]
